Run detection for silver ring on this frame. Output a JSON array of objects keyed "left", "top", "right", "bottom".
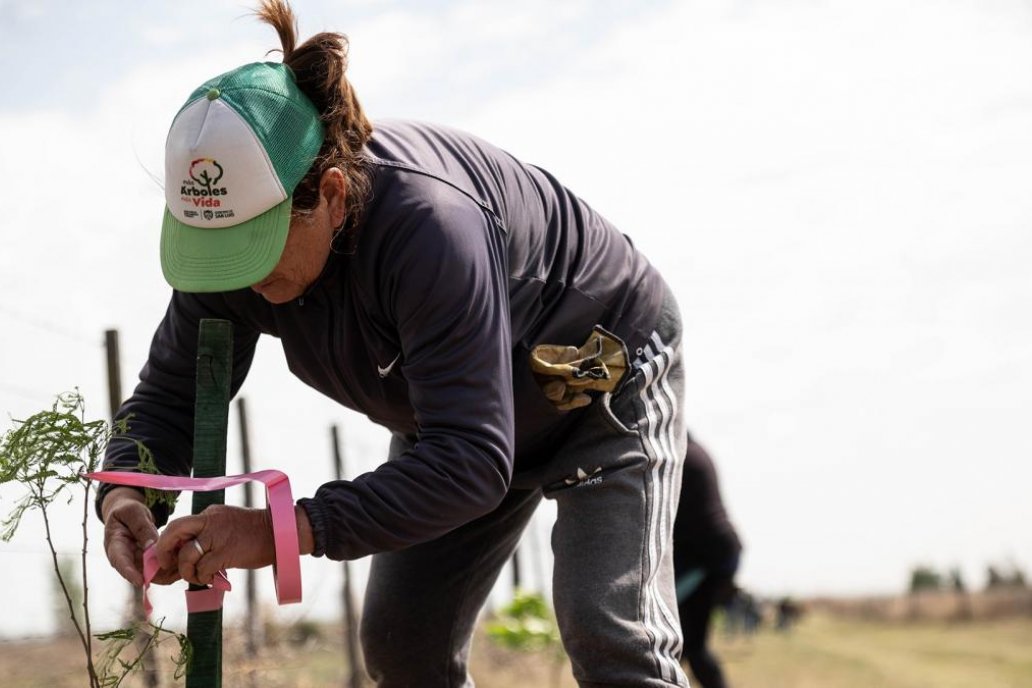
[{"left": 192, "top": 539, "right": 205, "bottom": 557}]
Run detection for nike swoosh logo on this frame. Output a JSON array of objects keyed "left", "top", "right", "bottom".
[{"left": 377, "top": 353, "right": 401, "bottom": 378}]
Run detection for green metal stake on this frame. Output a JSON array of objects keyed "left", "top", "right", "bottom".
[{"left": 186, "top": 319, "right": 233, "bottom": 688}]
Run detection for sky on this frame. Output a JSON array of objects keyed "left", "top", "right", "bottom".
[{"left": 1, "top": 0, "right": 1031, "bottom": 638}]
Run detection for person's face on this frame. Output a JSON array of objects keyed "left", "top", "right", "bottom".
[{"left": 250, "top": 168, "right": 346, "bottom": 304}]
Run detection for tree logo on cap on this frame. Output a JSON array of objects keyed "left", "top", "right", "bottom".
[
  {"left": 180, "top": 158, "right": 230, "bottom": 220},
  {"left": 189, "top": 158, "right": 224, "bottom": 194}
]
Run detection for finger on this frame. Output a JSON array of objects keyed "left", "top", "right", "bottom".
[
  {"left": 195, "top": 548, "right": 222, "bottom": 586},
  {"left": 122, "top": 510, "right": 159, "bottom": 552},
  {"left": 105, "top": 530, "right": 144, "bottom": 587},
  {"left": 155, "top": 515, "right": 205, "bottom": 571},
  {"left": 177, "top": 538, "right": 207, "bottom": 586},
  {"left": 160, "top": 514, "right": 207, "bottom": 542},
  {"left": 103, "top": 505, "right": 157, "bottom": 584},
  {"left": 150, "top": 564, "right": 183, "bottom": 586},
  {"left": 107, "top": 502, "right": 158, "bottom": 548}
]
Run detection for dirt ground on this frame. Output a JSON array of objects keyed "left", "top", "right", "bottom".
[
  {"left": 0, "top": 623, "right": 575, "bottom": 688},
  {"left": 3, "top": 610, "right": 1032, "bottom": 687}
]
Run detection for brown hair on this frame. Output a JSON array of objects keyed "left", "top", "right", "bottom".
[{"left": 255, "top": 0, "right": 373, "bottom": 238}]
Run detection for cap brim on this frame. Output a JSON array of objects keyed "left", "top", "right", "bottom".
[{"left": 160, "top": 199, "right": 291, "bottom": 292}]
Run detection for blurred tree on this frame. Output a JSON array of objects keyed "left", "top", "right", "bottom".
[
  {"left": 985, "top": 562, "right": 1028, "bottom": 590},
  {"left": 909, "top": 566, "right": 942, "bottom": 594}
]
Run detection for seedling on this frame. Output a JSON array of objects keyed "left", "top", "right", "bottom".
[{"left": 0, "top": 391, "right": 187, "bottom": 687}]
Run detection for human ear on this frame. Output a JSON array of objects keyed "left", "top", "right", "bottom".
[{"left": 319, "top": 167, "right": 347, "bottom": 228}]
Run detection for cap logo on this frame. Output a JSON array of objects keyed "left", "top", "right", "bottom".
[
  {"left": 180, "top": 158, "right": 234, "bottom": 222},
  {"left": 190, "top": 158, "right": 224, "bottom": 191},
  {"left": 162, "top": 63, "right": 320, "bottom": 239}
]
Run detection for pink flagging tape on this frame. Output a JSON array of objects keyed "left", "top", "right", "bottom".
[
  {"left": 140, "top": 545, "right": 231, "bottom": 614},
  {"left": 88, "top": 469, "right": 302, "bottom": 615}
]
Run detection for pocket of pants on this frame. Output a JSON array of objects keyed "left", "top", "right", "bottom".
[
  {"left": 596, "top": 389, "right": 638, "bottom": 437},
  {"left": 530, "top": 326, "right": 630, "bottom": 411}
]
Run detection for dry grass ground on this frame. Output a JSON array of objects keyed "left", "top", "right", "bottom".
[
  {"left": 715, "top": 613, "right": 1032, "bottom": 688},
  {"left": 2, "top": 600, "right": 1031, "bottom": 687}
]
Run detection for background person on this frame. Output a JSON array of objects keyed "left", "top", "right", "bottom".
[
  {"left": 97, "top": 2, "right": 692, "bottom": 686},
  {"left": 673, "top": 433, "right": 743, "bottom": 688}
]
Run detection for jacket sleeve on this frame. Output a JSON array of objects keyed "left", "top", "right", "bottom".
[
  {"left": 95, "top": 290, "right": 260, "bottom": 525},
  {"left": 299, "top": 193, "right": 514, "bottom": 560}
]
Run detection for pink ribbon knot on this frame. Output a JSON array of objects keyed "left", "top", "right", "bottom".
[{"left": 88, "top": 469, "right": 302, "bottom": 615}]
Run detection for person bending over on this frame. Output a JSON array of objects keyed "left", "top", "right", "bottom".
[{"left": 98, "top": 2, "right": 691, "bottom": 686}]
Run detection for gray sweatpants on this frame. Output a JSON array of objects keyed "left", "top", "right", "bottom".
[{"left": 362, "top": 295, "right": 689, "bottom": 687}]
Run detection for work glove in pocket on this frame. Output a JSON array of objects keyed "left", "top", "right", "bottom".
[{"left": 530, "top": 326, "right": 629, "bottom": 411}]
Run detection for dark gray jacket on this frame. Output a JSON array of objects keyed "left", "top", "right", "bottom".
[{"left": 101, "top": 120, "right": 668, "bottom": 560}]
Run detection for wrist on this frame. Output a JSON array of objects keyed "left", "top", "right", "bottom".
[
  {"left": 294, "top": 504, "right": 315, "bottom": 556},
  {"left": 100, "top": 486, "right": 147, "bottom": 523}
]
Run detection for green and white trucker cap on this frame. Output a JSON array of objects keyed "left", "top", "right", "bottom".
[{"left": 161, "top": 62, "right": 324, "bottom": 292}]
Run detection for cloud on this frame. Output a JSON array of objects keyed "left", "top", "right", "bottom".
[
  {"left": 440, "top": 0, "right": 1032, "bottom": 594},
  {"left": 1, "top": 0, "right": 1031, "bottom": 610}
]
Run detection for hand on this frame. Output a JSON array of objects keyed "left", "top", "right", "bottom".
[
  {"left": 153, "top": 505, "right": 276, "bottom": 586},
  {"left": 102, "top": 487, "right": 160, "bottom": 587}
]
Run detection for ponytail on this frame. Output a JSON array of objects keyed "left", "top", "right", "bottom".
[{"left": 255, "top": 0, "right": 373, "bottom": 236}]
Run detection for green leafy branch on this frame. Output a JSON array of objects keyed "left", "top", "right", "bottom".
[
  {"left": 0, "top": 391, "right": 186, "bottom": 687},
  {"left": 96, "top": 619, "right": 192, "bottom": 686},
  {"left": 487, "top": 590, "right": 560, "bottom": 651},
  {"left": 487, "top": 590, "right": 566, "bottom": 687}
]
